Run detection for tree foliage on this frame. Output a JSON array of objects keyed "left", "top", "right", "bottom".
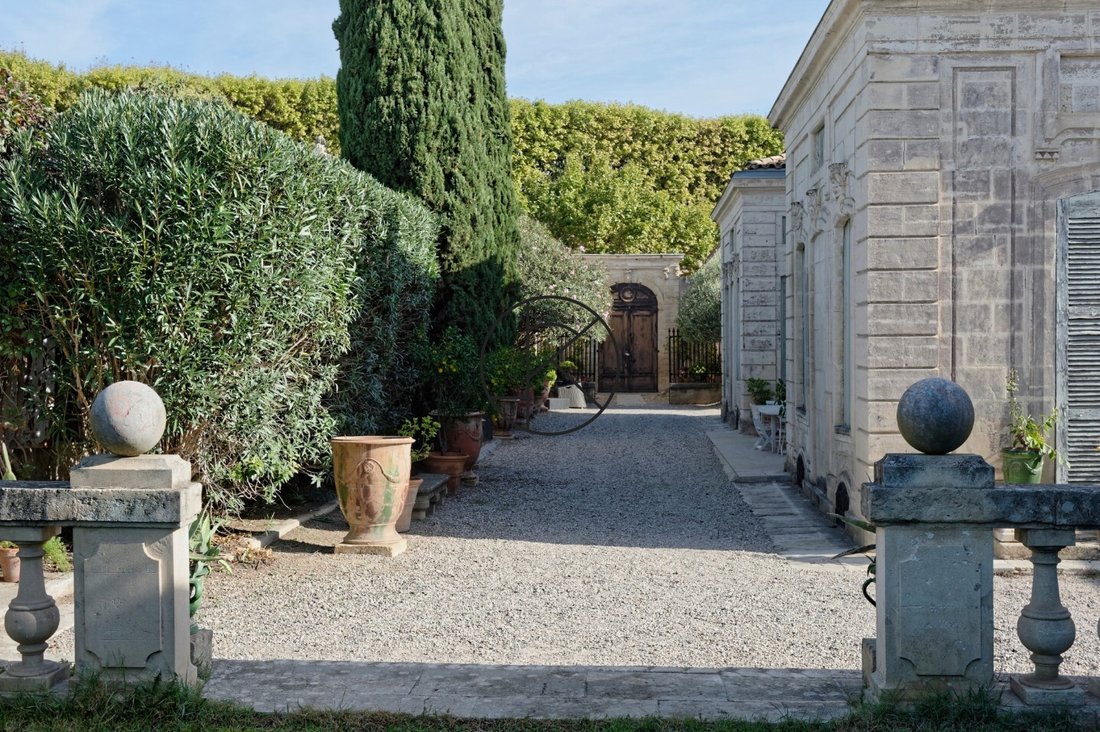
[
  {"left": 1, "top": 50, "right": 784, "bottom": 273},
  {"left": 677, "top": 256, "right": 722, "bottom": 344},
  {"left": 0, "top": 89, "right": 437, "bottom": 510},
  {"left": 511, "top": 100, "right": 783, "bottom": 271},
  {"left": 332, "top": 0, "right": 520, "bottom": 342}
]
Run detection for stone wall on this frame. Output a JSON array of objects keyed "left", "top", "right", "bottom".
[
  {"left": 579, "top": 254, "right": 685, "bottom": 393},
  {"left": 770, "top": 0, "right": 1100, "bottom": 518},
  {"left": 712, "top": 168, "right": 786, "bottom": 430}
]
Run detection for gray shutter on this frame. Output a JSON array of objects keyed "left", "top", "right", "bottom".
[{"left": 1061, "top": 191, "right": 1100, "bottom": 482}]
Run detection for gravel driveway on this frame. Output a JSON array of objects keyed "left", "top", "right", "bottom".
[{"left": 199, "top": 404, "right": 1100, "bottom": 675}]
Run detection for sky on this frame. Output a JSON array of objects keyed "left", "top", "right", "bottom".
[{"left": 0, "top": 0, "right": 833, "bottom": 118}]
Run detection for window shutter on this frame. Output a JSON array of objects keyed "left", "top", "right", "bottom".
[{"left": 1063, "top": 192, "right": 1100, "bottom": 481}]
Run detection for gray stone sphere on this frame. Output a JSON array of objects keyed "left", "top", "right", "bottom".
[
  {"left": 896, "top": 378, "right": 974, "bottom": 455},
  {"left": 89, "top": 381, "right": 166, "bottom": 456}
]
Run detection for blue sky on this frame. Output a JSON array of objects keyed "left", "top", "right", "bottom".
[{"left": 0, "top": 0, "right": 832, "bottom": 118}]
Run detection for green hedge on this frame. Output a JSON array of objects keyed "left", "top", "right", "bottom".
[
  {"left": 677, "top": 256, "right": 721, "bottom": 344},
  {"left": 0, "top": 51, "right": 783, "bottom": 271},
  {"left": 0, "top": 51, "right": 340, "bottom": 154},
  {"left": 0, "top": 89, "right": 437, "bottom": 510}
]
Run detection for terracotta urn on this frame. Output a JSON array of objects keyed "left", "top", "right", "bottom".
[
  {"left": 0, "top": 546, "right": 20, "bottom": 583},
  {"left": 396, "top": 476, "right": 423, "bottom": 532},
  {"left": 445, "top": 412, "right": 483, "bottom": 471},
  {"left": 424, "top": 451, "right": 467, "bottom": 495},
  {"left": 331, "top": 436, "right": 413, "bottom": 550}
]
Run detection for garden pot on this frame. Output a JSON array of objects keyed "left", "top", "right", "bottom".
[
  {"left": 445, "top": 412, "right": 483, "bottom": 471},
  {"left": 424, "top": 452, "right": 467, "bottom": 495},
  {"left": 0, "top": 547, "right": 19, "bottom": 583},
  {"left": 331, "top": 436, "right": 413, "bottom": 550},
  {"left": 396, "top": 476, "right": 423, "bottom": 532},
  {"left": 1002, "top": 449, "right": 1043, "bottom": 484},
  {"left": 514, "top": 388, "right": 535, "bottom": 426},
  {"left": 494, "top": 397, "right": 520, "bottom": 438}
]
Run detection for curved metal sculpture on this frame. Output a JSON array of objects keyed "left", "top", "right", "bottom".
[{"left": 480, "top": 295, "right": 622, "bottom": 436}]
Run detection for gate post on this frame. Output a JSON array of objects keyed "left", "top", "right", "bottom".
[
  {"left": 69, "top": 453, "right": 201, "bottom": 685},
  {"left": 864, "top": 454, "right": 995, "bottom": 699}
]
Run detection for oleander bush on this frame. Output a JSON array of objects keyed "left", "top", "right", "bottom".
[
  {"left": 0, "top": 89, "right": 437, "bottom": 511},
  {"left": 515, "top": 216, "right": 610, "bottom": 346}
]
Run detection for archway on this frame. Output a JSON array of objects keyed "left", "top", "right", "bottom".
[{"left": 600, "top": 283, "right": 658, "bottom": 392}]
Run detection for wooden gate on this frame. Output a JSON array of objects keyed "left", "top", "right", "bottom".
[{"left": 600, "top": 283, "right": 658, "bottom": 392}]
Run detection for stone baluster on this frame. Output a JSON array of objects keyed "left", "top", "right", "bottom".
[
  {"left": 1010, "top": 528, "right": 1083, "bottom": 705},
  {"left": 0, "top": 526, "right": 69, "bottom": 692},
  {"left": 1091, "top": 620, "right": 1100, "bottom": 700}
]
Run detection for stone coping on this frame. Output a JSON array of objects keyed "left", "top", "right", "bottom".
[
  {"left": 865, "top": 482, "right": 1100, "bottom": 528},
  {"left": 0, "top": 480, "right": 201, "bottom": 527}
]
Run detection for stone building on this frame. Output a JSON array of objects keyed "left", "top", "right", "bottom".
[
  {"left": 711, "top": 156, "right": 787, "bottom": 429},
  {"left": 579, "top": 253, "right": 685, "bottom": 394},
  {"left": 768, "top": 0, "right": 1100, "bottom": 519}
]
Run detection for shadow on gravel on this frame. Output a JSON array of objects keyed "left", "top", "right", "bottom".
[
  {"left": 365, "top": 406, "right": 784, "bottom": 553},
  {"left": 203, "top": 658, "right": 862, "bottom": 721}
]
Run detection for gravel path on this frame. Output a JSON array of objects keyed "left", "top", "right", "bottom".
[{"left": 190, "top": 405, "right": 1100, "bottom": 674}]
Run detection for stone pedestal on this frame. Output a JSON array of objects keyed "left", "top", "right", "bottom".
[
  {"left": 864, "top": 454, "right": 996, "bottom": 699},
  {"left": 69, "top": 454, "right": 201, "bottom": 685},
  {"left": 873, "top": 524, "right": 993, "bottom": 698}
]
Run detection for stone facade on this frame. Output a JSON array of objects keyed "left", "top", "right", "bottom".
[
  {"left": 580, "top": 254, "right": 685, "bottom": 393},
  {"left": 712, "top": 162, "right": 787, "bottom": 430},
  {"left": 769, "top": 0, "right": 1100, "bottom": 520}
]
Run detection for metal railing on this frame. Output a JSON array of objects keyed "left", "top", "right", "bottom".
[{"left": 667, "top": 328, "right": 721, "bottom": 383}]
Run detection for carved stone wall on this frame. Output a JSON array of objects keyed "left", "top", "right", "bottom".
[{"left": 770, "top": 0, "right": 1100, "bottom": 518}]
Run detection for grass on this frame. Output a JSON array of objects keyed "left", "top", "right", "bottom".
[{"left": 0, "top": 678, "right": 1094, "bottom": 732}]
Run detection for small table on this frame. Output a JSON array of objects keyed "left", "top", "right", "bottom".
[{"left": 757, "top": 404, "right": 782, "bottom": 452}]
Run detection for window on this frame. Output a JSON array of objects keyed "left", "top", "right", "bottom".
[
  {"left": 837, "top": 220, "right": 851, "bottom": 429},
  {"left": 797, "top": 242, "right": 809, "bottom": 410}
]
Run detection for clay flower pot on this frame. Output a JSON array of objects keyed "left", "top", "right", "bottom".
[
  {"left": 396, "top": 476, "right": 423, "bottom": 532},
  {"left": 445, "top": 412, "right": 483, "bottom": 471},
  {"left": 424, "top": 451, "right": 467, "bottom": 495},
  {"left": 0, "top": 546, "right": 20, "bottom": 583},
  {"left": 331, "top": 436, "right": 413, "bottom": 550},
  {"left": 494, "top": 397, "right": 520, "bottom": 438}
]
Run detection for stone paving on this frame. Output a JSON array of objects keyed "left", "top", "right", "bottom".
[{"left": 205, "top": 660, "right": 863, "bottom": 721}]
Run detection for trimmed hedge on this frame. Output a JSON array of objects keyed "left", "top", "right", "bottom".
[
  {"left": 0, "top": 51, "right": 784, "bottom": 272},
  {"left": 0, "top": 89, "right": 437, "bottom": 510}
]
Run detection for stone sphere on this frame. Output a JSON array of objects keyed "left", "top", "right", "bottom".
[
  {"left": 896, "top": 378, "right": 974, "bottom": 455},
  {"left": 89, "top": 381, "right": 166, "bottom": 456}
]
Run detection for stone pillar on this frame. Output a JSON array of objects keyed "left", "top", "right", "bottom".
[
  {"left": 866, "top": 453, "right": 996, "bottom": 699},
  {"left": 69, "top": 453, "right": 201, "bottom": 685},
  {"left": 0, "top": 526, "right": 68, "bottom": 692}
]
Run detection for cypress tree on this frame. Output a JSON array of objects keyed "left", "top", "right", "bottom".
[{"left": 333, "top": 0, "right": 519, "bottom": 343}]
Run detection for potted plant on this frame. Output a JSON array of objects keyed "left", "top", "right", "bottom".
[
  {"left": 486, "top": 346, "right": 525, "bottom": 437},
  {"left": 1002, "top": 369, "right": 1060, "bottom": 484},
  {"left": 419, "top": 328, "right": 485, "bottom": 480},
  {"left": 744, "top": 378, "right": 777, "bottom": 447},
  {"left": 396, "top": 416, "right": 439, "bottom": 531}
]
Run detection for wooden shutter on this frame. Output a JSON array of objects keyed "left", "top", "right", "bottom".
[{"left": 1059, "top": 191, "right": 1100, "bottom": 482}]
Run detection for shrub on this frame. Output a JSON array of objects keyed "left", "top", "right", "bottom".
[
  {"left": 0, "top": 89, "right": 437, "bottom": 511},
  {"left": 677, "top": 256, "right": 721, "bottom": 344},
  {"left": 515, "top": 216, "right": 610, "bottom": 346}
]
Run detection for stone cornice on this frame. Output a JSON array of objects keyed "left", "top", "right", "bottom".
[{"left": 770, "top": 0, "right": 1100, "bottom": 130}]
